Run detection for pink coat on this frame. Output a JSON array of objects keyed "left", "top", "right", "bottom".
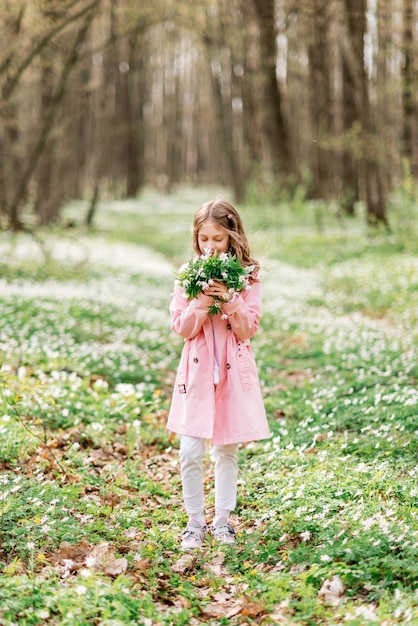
[{"left": 166, "top": 280, "right": 271, "bottom": 445}]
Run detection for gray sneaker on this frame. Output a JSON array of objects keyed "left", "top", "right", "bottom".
[
  {"left": 211, "top": 517, "right": 236, "bottom": 544},
  {"left": 181, "top": 520, "right": 207, "bottom": 551}
]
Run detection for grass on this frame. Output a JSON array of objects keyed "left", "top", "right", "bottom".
[{"left": 0, "top": 186, "right": 417, "bottom": 625}]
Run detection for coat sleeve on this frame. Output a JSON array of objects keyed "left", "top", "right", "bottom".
[
  {"left": 169, "top": 283, "right": 212, "bottom": 339},
  {"left": 220, "top": 280, "right": 262, "bottom": 340}
]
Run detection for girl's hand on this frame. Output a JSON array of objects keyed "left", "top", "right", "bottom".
[{"left": 203, "top": 280, "right": 232, "bottom": 302}]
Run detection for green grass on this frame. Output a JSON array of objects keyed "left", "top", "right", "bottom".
[{"left": 0, "top": 187, "right": 417, "bottom": 625}]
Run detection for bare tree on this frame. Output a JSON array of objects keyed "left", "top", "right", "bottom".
[
  {"left": 340, "top": 0, "right": 388, "bottom": 226},
  {"left": 402, "top": 0, "right": 418, "bottom": 175},
  {"left": 306, "top": 0, "right": 332, "bottom": 199},
  {"left": 252, "top": 0, "right": 293, "bottom": 178}
]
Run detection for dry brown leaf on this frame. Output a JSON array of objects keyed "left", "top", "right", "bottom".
[
  {"left": 316, "top": 433, "right": 328, "bottom": 442},
  {"left": 50, "top": 540, "right": 127, "bottom": 577},
  {"left": 171, "top": 553, "right": 197, "bottom": 574},
  {"left": 121, "top": 527, "right": 141, "bottom": 539},
  {"left": 318, "top": 575, "right": 345, "bottom": 605},
  {"left": 54, "top": 539, "right": 92, "bottom": 563},
  {"left": 103, "top": 492, "right": 121, "bottom": 507},
  {"left": 304, "top": 447, "right": 318, "bottom": 455},
  {"left": 101, "top": 553, "right": 128, "bottom": 576},
  {"left": 240, "top": 600, "right": 266, "bottom": 617},
  {"left": 202, "top": 601, "right": 242, "bottom": 619},
  {"left": 268, "top": 606, "right": 296, "bottom": 624},
  {"left": 133, "top": 558, "right": 151, "bottom": 572},
  {"left": 89, "top": 542, "right": 128, "bottom": 576},
  {"left": 203, "top": 550, "right": 227, "bottom": 577}
]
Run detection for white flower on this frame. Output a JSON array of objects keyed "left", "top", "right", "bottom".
[
  {"left": 85, "top": 555, "right": 97, "bottom": 567},
  {"left": 74, "top": 584, "right": 88, "bottom": 595},
  {"left": 92, "top": 378, "right": 109, "bottom": 391},
  {"left": 79, "top": 568, "right": 92, "bottom": 578},
  {"left": 361, "top": 517, "right": 375, "bottom": 530},
  {"left": 300, "top": 530, "right": 311, "bottom": 542},
  {"left": 320, "top": 554, "right": 332, "bottom": 562}
]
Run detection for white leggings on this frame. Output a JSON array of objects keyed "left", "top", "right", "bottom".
[{"left": 179, "top": 436, "right": 239, "bottom": 519}]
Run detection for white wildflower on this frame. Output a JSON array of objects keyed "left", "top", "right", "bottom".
[
  {"left": 85, "top": 555, "right": 97, "bottom": 568},
  {"left": 320, "top": 554, "right": 332, "bottom": 562}
]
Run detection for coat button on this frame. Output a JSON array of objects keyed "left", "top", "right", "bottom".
[
  {"left": 193, "top": 357, "right": 198, "bottom": 363},
  {"left": 226, "top": 363, "right": 231, "bottom": 369}
]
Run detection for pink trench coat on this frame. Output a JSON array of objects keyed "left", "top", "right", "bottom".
[{"left": 166, "top": 280, "right": 271, "bottom": 446}]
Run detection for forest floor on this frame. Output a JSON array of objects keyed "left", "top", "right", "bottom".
[{"left": 0, "top": 188, "right": 417, "bottom": 625}]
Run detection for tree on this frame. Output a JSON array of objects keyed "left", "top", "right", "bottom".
[
  {"left": 0, "top": 0, "right": 100, "bottom": 229},
  {"left": 306, "top": 0, "right": 332, "bottom": 199},
  {"left": 252, "top": 0, "right": 293, "bottom": 178},
  {"left": 402, "top": 0, "right": 418, "bottom": 175},
  {"left": 340, "top": 0, "right": 388, "bottom": 226}
]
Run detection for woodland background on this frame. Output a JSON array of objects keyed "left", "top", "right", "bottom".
[
  {"left": 1, "top": 0, "right": 418, "bottom": 231},
  {"left": 1, "top": 1, "right": 418, "bottom": 623}
]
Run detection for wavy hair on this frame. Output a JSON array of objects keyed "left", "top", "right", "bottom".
[{"left": 192, "top": 199, "right": 260, "bottom": 277}]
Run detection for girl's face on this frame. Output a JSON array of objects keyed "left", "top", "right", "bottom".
[{"left": 197, "top": 221, "right": 229, "bottom": 255}]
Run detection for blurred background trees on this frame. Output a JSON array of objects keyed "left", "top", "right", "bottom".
[{"left": 0, "top": 0, "right": 417, "bottom": 229}]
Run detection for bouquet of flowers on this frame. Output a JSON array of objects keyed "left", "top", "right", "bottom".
[{"left": 175, "top": 249, "right": 254, "bottom": 316}]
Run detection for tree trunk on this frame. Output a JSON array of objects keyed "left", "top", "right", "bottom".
[
  {"left": 358, "top": 1, "right": 388, "bottom": 227},
  {"left": 204, "top": 35, "right": 244, "bottom": 202},
  {"left": 36, "top": 19, "right": 58, "bottom": 225},
  {"left": 307, "top": 0, "right": 332, "bottom": 199},
  {"left": 340, "top": 0, "right": 361, "bottom": 213},
  {"left": 126, "top": 36, "right": 145, "bottom": 197},
  {"left": 8, "top": 1, "right": 99, "bottom": 229},
  {"left": 342, "top": 0, "right": 388, "bottom": 227},
  {"left": 340, "top": 57, "right": 360, "bottom": 214},
  {"left": 402, "top": 0, "right": 418, "bottom": 175},
  {"left": 252, "top": 0, "right": 293, "bottom": 177}
]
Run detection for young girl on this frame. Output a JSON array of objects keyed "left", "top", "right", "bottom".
[{"left": 167, "top": 199, "right": 270, "bottom": 551}]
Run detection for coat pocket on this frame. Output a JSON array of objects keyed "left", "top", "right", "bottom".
[
  {"left": 236, "top": 340, "right": 252, "bottom": 390},
  {"left": 177, "top": 339, "right": 191, "bottom": 394}
]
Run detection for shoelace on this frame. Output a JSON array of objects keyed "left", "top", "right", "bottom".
[
  {"left": 213, "top": 522, "right": 235, "bottom": 537},
  {"left": 183, "top": 524, "right": 206, "bottom": 539}
]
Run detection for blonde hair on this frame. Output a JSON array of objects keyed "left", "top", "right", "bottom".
[{"left": 192, "top": 199, "right": 260, "bottom": 276}]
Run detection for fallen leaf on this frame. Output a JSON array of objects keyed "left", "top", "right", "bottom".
[
  {"left": 103, "top": 492, "right": 121, "bottom": 504},
  {"left": 101, "top": 553, "right": 128, "bottom": 576},
  {"left": 318, "top": 575, "right": 345, "bottom": 605},
  {"left": 240, "top": 600, "right": 266, "bottom": 617},
  {"left": 54, "top": 539, "right": 92, "bottom": 563},
  {"left": 133, "top": 558, "right": 151, "bottom": 572},
  {"left": 171, "top": 553, "right": 197, "bottom": 574},
  {"left": 203, "top": 550, "right": 227, "bottom": 577},
  {"left": 50, "top": 540, "right": 127, "bottom": 578},
  {"left": 202, "top": 601, "right": 242, "bottom": 619}
]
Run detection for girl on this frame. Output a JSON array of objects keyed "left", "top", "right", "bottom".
[{"left": 167, "top": 199, "right": 270, "bottom": 551}]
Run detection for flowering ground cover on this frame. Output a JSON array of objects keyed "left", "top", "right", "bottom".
[{"left": 0, "top": 188, "right": 417, "bottom": 625}]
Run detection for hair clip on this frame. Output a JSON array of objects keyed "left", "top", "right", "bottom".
[{"left": 227, "top": 213, "right": 233, "bottom": 220}]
